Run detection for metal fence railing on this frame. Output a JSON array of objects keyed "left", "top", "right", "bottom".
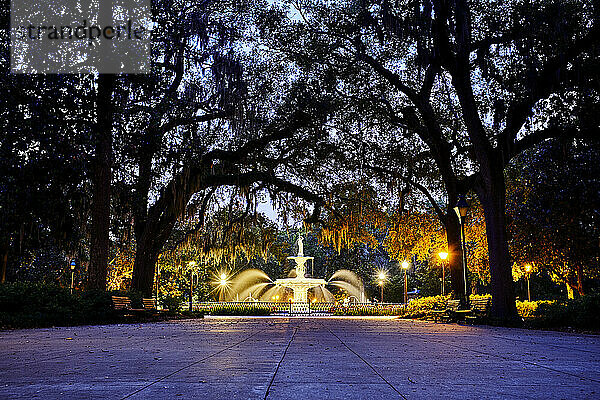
[{"left": 194, "top": 301, "right": 407, "bottom": 316}]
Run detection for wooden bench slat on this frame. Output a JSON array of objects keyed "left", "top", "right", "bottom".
[
  {"left": 142, "top": 298, "right": 157, "bottom": 310},
  {"left": 112, "top": 296, "right": 132, "bottom": 310},
  {"left": 112, "top": 296, "right": 145, "bottom": 310}
]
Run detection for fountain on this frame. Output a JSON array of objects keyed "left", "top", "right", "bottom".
[
  {"left": 227, "top": 235, "right": 365, "bottom": 315},
  {"left": 273, "top": 236, "right": 328, "bottom": 314}
]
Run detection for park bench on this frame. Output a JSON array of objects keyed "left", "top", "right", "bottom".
[
  {"left": 111, "top": 296, "right": 144, "bottom": 312},
  {"left": 431, "top": 299, "right": 456, "bottom": 322},
  {"left": 142, "top": 298, "right": 157, "bottom": 310},
  {"left": 465, "top": 297, "right": 491, "bottom": 323},
  {"left": 111, "top": 296, "right": 131, "bottom": 310},
  {"left": 431, "top": 299, "right": 472, "bottom": 322}
]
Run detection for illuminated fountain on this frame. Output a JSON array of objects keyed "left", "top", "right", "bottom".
[
  {"left": 227, "top": 236, "right": 365, "bottom": 315},
  {"left": 273, "top": 237, "right": 327, "bottom": 314}
]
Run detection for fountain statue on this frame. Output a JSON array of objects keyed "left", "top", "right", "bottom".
[
  {"left": 226, "top": 235, "right": 366, "bottom": 315},
  {"left": 296, "top": 235, "right": 304, "bottom": 257}
]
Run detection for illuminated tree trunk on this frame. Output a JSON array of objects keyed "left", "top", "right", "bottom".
[
  {"left": 565, "top": 282, "right": 575, "bottom": 299},
  {"left": 576, "top": 265, "right": 585, "bottom": 297}
]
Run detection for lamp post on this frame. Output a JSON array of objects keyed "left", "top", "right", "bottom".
[
  {"left": 377, "top": 271, "right": 387, "bottom": 303},
  {"left": 218, "top": 272, "right": 229, "bottom": 302},
  {"left": 438, "top": 252, "right": 448, "bottom": 296},
  {"left": 188, "top": 261, "right": 197, "bottom": 311},
  {"left": 454, "top": 195, "right": 469, "bottom": 303},
  {"left": 155, "top": 262, "right": 160, "bottom": 302},
  {"left": 69, "top": 260, "right": 76, "bottom": 294},
  {"left": 402, "top": 261, "right": 409, "bottom": 304},
  {"left": 525, "top": 264, "right": 532, "bottom": 301}
]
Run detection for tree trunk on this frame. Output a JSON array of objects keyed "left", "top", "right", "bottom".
[
  {"left": 131, "top": 231, "right": 161, "bottom": 296},
  {"left": 476, "top": 172, "right": 519, "bottom": 324},
  {"left": 133, "top": 154, "right": 153, "bottom": 242},
  {"left": 576, "top": 265, "right": 585, "bottom": 297},
  {"left": 130, "top": 153, "right": 170, "bottom": 297},
  {"left": 131, "top": 209, "right": 179, "bottom": 296},
  {"left": 88, "top": 74, "right": 114, "bottom": 291},
  {"left": 565, "top": 282, "right": 575, "bottom": 299},
  {"left": 445, "top": 210, "right": 467, "bottom": 307},
  {"left": 0, "top": 242, "right": 8, "bottom": 283}
]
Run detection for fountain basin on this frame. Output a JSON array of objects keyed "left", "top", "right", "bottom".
[{"left": 274, "top": 277, "right": 328, "bottom": 303}]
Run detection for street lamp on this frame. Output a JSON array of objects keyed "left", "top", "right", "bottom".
[
  {"left": 401, "top": 261, "right": 409, "bottom": 304},
  {"left": 188, "top": 261, "right": 197, "bottom": 311},
  {"left": 69, "top": 260, "right": 76, "bottom": 294},
  {"left": 525, "top": 264, "right": 532, "bottom": 301},
  {"left": 155, "top": 262, "right": 160, "bottom": 302},
  {"left": 377, "top": 271, "right": 387, "bottom": 303},
  {"left": 438, "top": 252, "right": 448, "bottom": 296},
  {"left": 218, "top": 271, "right": 229, "bottom": 302},
  {"left": 454, "top": 195, "right": 469, "bottom": 302}
]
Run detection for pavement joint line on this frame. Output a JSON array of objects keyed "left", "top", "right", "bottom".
[
  {"left": 263, "top": 327, "right": 297, "bottom": 400},
  {"left": 327, "top": 328, "right": 408, "bottom": 400},
  {"left": 430, "top": 338, "right": 600, "bottom": 384},
  {"left": 119, "top": 328, "right": 265, "bottom": 400}
]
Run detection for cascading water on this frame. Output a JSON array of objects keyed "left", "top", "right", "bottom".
[{"left": 328, "top": 269, "right": 366, "bottom": 302}]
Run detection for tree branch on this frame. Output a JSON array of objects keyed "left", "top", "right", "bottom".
[
  {"left": 366, "top": 164, "right": 446, "bottom": 223},
  {"left": 159, "top": 110, "right": 230, "bottom": 134}
]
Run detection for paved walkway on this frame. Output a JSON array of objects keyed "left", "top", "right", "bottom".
[{"left": 0, "top": 317, "right": 599, "bottom": 399}]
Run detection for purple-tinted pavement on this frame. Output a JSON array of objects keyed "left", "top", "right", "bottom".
[{"left": 0, "top": 317, "right": 599, "bottom": 399}]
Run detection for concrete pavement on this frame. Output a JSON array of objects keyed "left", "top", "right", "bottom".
[{"left": 0, "top": 317, "right": 599, "bottom": 399}]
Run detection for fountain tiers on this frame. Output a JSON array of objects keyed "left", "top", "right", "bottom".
[
  {"left": 274, "top": 256, "right": 327, "bottom": 303},
  {"left": 273, "top": 238, "right": 328, "bottom": 314}
]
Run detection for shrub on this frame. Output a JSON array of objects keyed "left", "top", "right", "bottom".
[
  {"left": 78, "top": 290, "right": 116, "bottom": 322},
  {"left": 515, "top": 296, "right": 600, "bottom": 330},
  {"left": 526, "top": 295, "right": 600, "bottom": 330},
  {"left": 516, "top": 300, "right": 555, "bottom": 318},
  {"left": 333, "top": 304, "right": 405, "bottom": 316},
  {"left": 205, "top": 303, "right": 271, "bottom": 316},
  {"left": 160, "top": 295, "right": 183, "bottom": 313},
  {"left": 0, "top": 282, "right": 115, "bottom": 328},
  {"left": 401, "top": 295, "right": 449, "bottom": 319},
  {"left": 127, "top": 290, "right": 144, "bottom": 309}
]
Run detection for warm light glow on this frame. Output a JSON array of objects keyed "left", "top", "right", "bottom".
[
  {"left": 401, "top": 261, "right": 409, "bottom": 269},
  {"left": 211, "top": 271, "right": 232, "bottom": 301},
  {"left": 375, "top": 270, "right": 388, "bottom": 283},
  {"left": 188, "top": 261, "right": 197, "bottom": 267},
  {"left": 525, "top": 264, "right": 532, "bottom": 273},
  {"left": 438, "top": 252, "right": 448, "bottom": 260}
]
